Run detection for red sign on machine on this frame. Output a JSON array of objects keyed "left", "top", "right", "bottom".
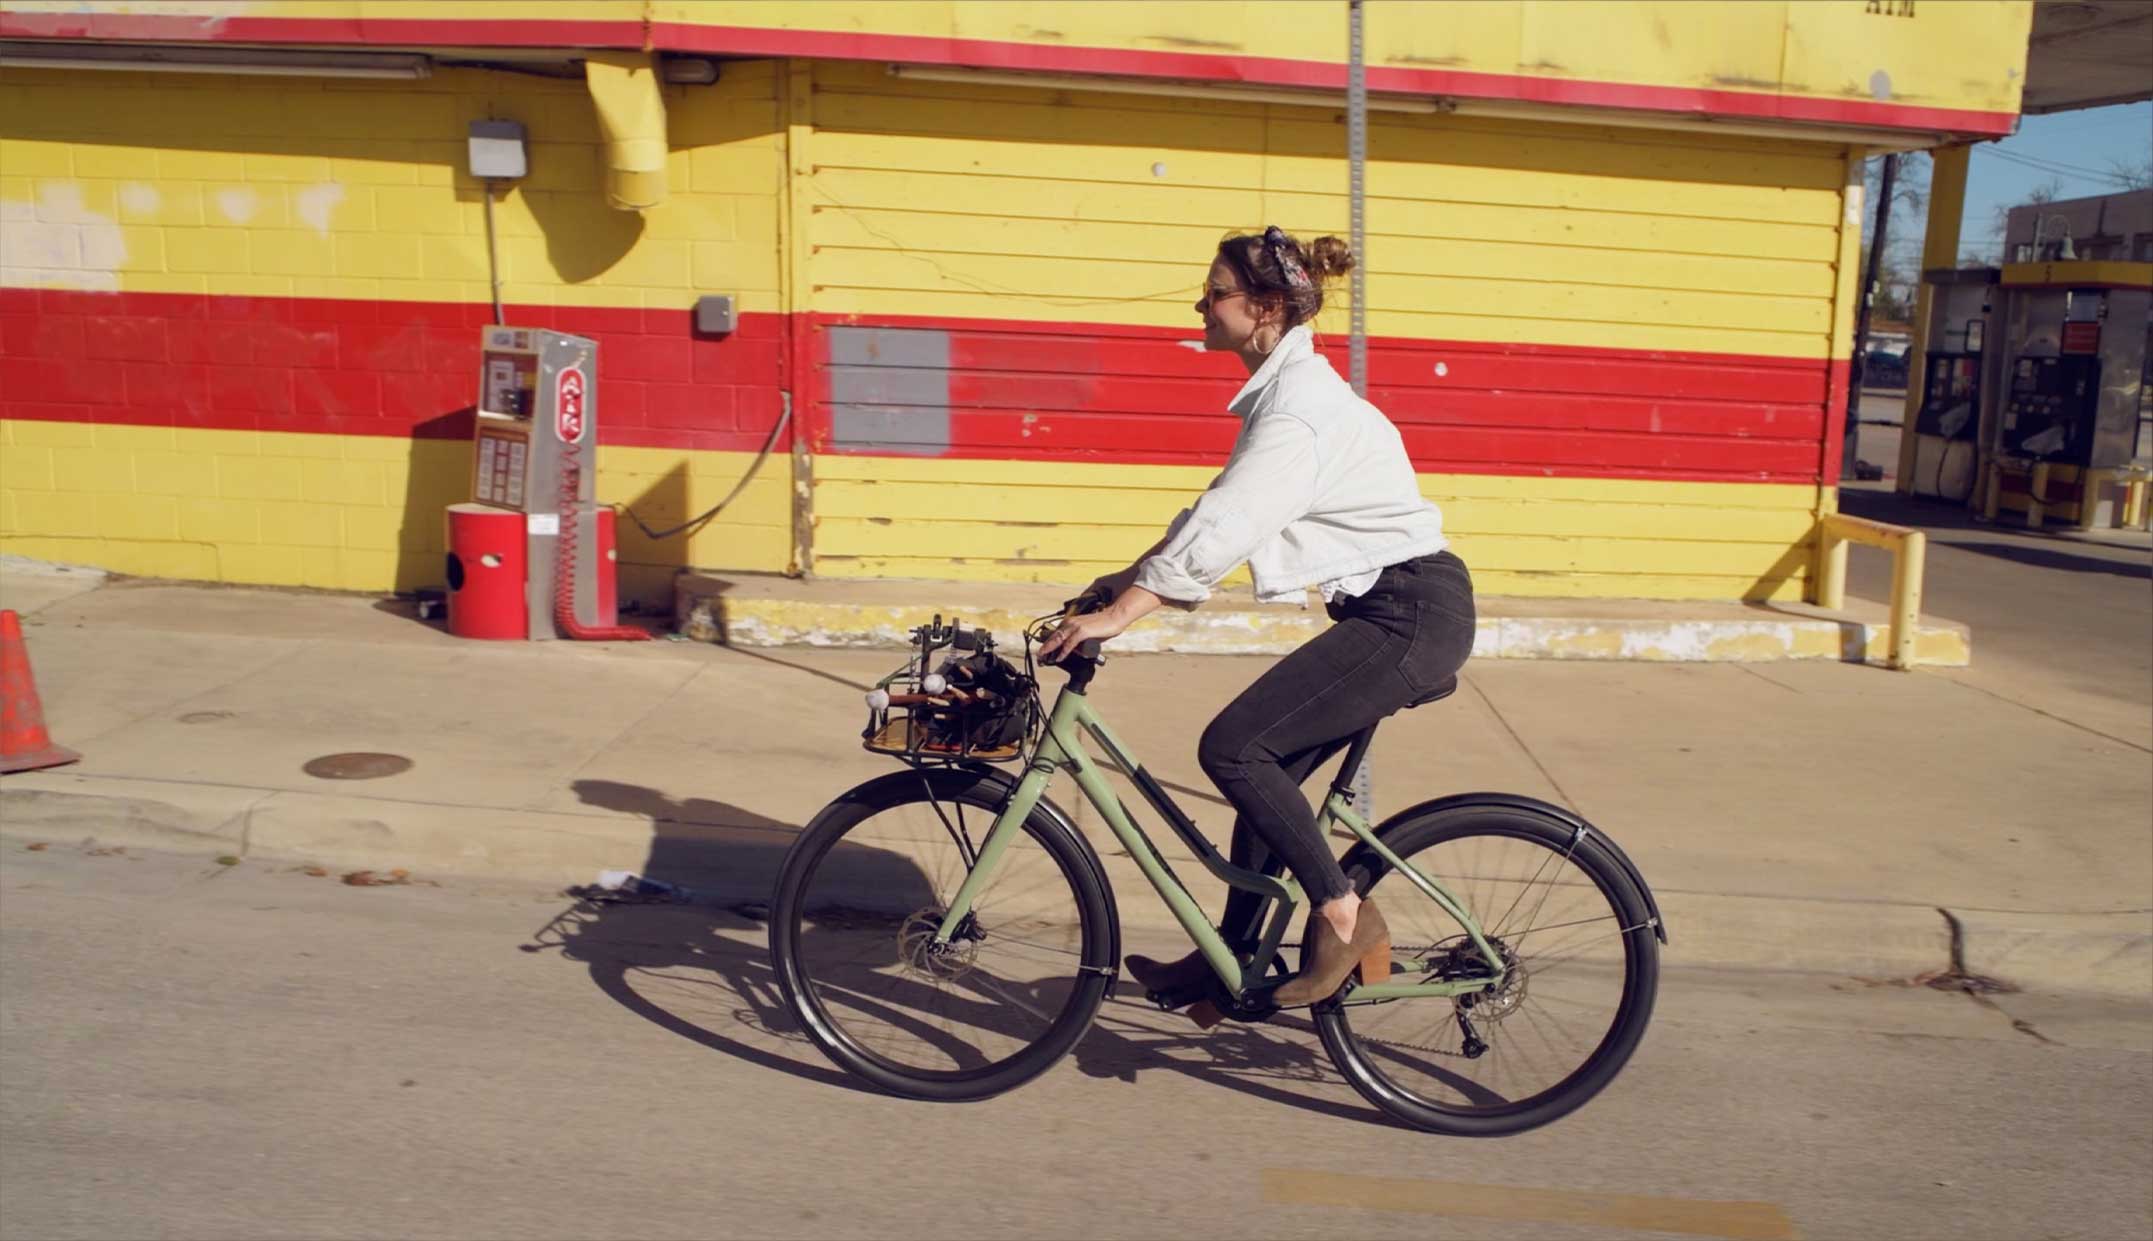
[
  {"left": 556, "top": 366, "right": 588, "bottom": 443},
  {"left": 2061, "top": 321, "right": 2102, "bottom": 355}
]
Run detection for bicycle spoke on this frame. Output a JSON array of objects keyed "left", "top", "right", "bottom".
[
  {"left": 789, "top": 792, "right": 1096, "bottom": 1079},
  {"left": 1331, "top": 819, "right": 1650, "bottom": 1128},
  {"left": 1498, "top": 832, "right": 1581, "bottom": 944}
]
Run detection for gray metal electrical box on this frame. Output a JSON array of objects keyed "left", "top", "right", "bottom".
[
  {"left": 695, "top": 294, "right": 736, "bottom": 335},
  {"left": 467, "top": 120, "right": 528, "bottom": 180}
]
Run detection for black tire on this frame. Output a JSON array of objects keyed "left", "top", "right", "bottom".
[
  {"left": 769, "top": 767, "right": 1118, "bottom": 1102},
  {"left": 1313, "top": 802, "right": 1659, "bottom": 1137}
]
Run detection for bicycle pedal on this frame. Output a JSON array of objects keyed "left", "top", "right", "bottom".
[
  {"left": 1147, "top": 982, "right": 1209, "bottom": 1012},
  {"left": 1184, "top": 1000, "right": 1225, "bottom": 1031}
]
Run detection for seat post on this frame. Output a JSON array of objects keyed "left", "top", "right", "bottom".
[{"left": 1328, "top": 726, "right": 1377, "bottom": 801}]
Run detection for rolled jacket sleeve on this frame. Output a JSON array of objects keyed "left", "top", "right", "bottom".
[{"left": 1133, "top": 411, "right": 1319, "bottom": 605}]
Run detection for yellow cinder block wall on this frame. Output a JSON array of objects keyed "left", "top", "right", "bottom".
[{"left": 0, "top": 61, "right": 791, "bottom": 601}]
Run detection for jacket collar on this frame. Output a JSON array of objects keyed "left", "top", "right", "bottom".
[{"left": 1227, "top": 324, "right": 1313, "bottom": 415}]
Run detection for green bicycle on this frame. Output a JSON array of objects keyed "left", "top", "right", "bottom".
[{"left": 769, "top": 600, "right": 1665, "bottom": 1136}]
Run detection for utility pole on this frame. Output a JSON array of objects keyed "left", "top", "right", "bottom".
[{"left": 1846, "top": 153, "right": 1897, "bottom": 479}]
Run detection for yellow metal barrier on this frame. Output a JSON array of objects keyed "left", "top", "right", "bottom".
[
  {"left": 1981, "top": 458, "right": 2153, "bottom": 532},
  {"left": 1816, "top": 513, "right": 1928, "bottom": 671}
]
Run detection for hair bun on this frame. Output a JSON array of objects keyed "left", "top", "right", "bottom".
[{"left": 1304, "top": 235, "right": 1356, "bottom": 281}]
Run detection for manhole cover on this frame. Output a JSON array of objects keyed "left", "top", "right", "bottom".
[{"left": 302, "top": 752, "right": 414, "bottom": 780}]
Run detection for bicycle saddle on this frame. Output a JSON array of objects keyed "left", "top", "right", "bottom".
[{"left": 1406, "top": 675, "right": 1458, "bottom": 708}]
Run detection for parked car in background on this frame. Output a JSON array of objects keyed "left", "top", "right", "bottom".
[{"left": 1863, "top": 348, "right": 1909, "bottom": 390}]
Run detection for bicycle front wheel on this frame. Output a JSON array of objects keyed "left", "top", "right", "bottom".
[
  {"left": 769, "top": 768, "right": 1117, "bottom": 1102},
  {"left": 1314, "top": 803, "right": 1660, "bottom": 1137}
]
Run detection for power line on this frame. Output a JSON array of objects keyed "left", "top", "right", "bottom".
[
  {"left": 1979, "top": 146, "right": 2128, "bottom": 183},
  {"left": 1977, "top": 145, "right": 2140, "bottom": 187},
  {"left": 1994, "top": 141, "right": 2145, "bottom": 180}
]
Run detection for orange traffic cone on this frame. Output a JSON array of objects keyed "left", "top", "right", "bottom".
[{"left": 1, "top": 609, "right": 79, "bottom": 775}]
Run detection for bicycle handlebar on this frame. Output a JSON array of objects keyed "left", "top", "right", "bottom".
[{"left": 1040, "top": 588, "right": 1110, "bottom": 667}]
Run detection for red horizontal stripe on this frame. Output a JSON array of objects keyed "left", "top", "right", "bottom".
[
  {"left": 1400, "top": 427, "right": 1820, "bottom": 478},
  {"left": 921, "top": 373, "right": 1826, "bottom": 443},
  {"left": 1382, "top": 392, "right": 1825, "bottom": 440},
  {"left": 0, "top": 287, "right": 787, "bottom": 453},
  {"left": 838, "top": 311, "right": 1834, "bottom": 373},
  {"left": 810, "top": 313, "right": 1838, "bottom": 483},
  {"left": 0, "top": 289, "right": 1839, "bottom": 484},
  {"left": 0, "top": 13, "right": 2015, "bottom": 138}
]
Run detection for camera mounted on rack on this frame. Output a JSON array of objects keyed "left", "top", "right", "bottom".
[{"left": 861, "top": 615, "right": 1039, "bottom": 764}]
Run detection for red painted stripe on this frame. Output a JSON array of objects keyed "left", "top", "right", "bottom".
[
  {"left": 0, "top": 288, "right": 1839, "bottom": 485},
  {"left": 810, "top": 312, "right": 1840, "bottom": 484},
  {"left": 845, "top": 408, "right": 1823, "bottom": 480},
  {"left": 838, "top": 312, "right": 1829, "bottom": 375},
  {"left": 1820, "top": 358, "right": 1854, "bottom": 485},
  {"left": 0, "top": 287, "right": 787, "bottom": 453},
  {"left": 0, "top": 12, "right": 2017, "bottom": 137}
]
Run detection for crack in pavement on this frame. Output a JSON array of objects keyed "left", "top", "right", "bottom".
[
  {"left": 1863, "top": 907, "right": 2062, "bottom": 1046},
  {"left": 1462, "top": 674, "right": 1581, "bottom": 814}
]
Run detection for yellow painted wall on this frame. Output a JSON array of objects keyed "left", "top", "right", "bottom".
[
  {"left": 800, "top": 64, "right": 1849, "bottom": 600},
  {"left": 814, "top": 456, "right": 1816, "bottom": 601},
  {"left": 4, "top": 53, "right": 1864, "bottom": 604},
  {"left": 5, "top": 0, "right": 2033, "bottom": 124},
  {"left": 0, "top": 62, "right": 783, "bottom": 309},
  {"left": 805, "top": 62, "right": 1848, "bottom": 355},
  {"left": 0, "top": 62, "right": 792, "bottom": 598},
  {"left": 0, "top": 421, "right": 789, "bottom": 602}
]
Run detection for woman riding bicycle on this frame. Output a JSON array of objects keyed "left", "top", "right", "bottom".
[{"left": 1037, "top": 226, "right": 1477, "bottom": 1008}]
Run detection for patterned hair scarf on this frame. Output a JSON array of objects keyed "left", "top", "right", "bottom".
[{"left": 1263, "top": 225, "right": 1311, "bottom": 290}]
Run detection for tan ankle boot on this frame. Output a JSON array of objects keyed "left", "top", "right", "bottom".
[{"left": 1273, "top": 900, "right": 1390, "bottom": 1006}]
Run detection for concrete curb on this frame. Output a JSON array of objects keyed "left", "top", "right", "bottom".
[
  {"left": 674, "top": 573, "right": 1971, "bottom": 667},
  {"left": 8, "top": 771, "right": 2137, "bottom": 999}
]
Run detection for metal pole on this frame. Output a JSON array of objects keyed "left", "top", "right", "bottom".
[
  {"left": 1347, "top": 0, "right": 1368, "bottom": 399},
  {"left": 483, "top": 180, "right": 506, "bottom": 326},
  {"left": 1846, "top": 153, "right": 1896, "bottom": 479},
  {"left": 1346, "top": 0, "right": 1374, "bottom": 818}
]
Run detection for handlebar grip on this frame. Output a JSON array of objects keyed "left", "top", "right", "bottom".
[{"left": 1061, "top": 586, "right": 1112, "bottom": 617}]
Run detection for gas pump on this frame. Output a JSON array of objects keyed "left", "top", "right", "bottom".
[
  {"left": 445, "top": 327, "right": 645, "bottom": 640},
  {"left": 1978, "top": 262, "right": 2153, "bottom": 528},
  {"left": 1904, "top": 267, "right": 1999, "bottom": 501}
]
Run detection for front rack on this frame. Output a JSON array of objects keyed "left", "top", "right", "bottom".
[{"left": 860, "top": 615, "right": 1039, "bottom": 766}]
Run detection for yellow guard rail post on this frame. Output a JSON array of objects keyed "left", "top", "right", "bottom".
[{"left": 1816, "top": 514, "right": 1928, "bottom": 670}]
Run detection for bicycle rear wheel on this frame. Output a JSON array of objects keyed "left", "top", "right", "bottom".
[
  {"left": 1313, "top": 802, "right": 1659, "bottom": 1136},
  {"left": 769, "top": 768, "right": 1117, "bottom": 1101}
]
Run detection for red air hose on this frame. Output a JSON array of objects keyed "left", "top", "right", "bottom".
[{"left": 554, "top": 442, "right": 649, "bottom": 642}]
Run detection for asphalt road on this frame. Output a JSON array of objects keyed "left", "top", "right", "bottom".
[
  {"left": 1838, "top": 478, "right": 2152, "bottom": 753},
  {"left": 3, "top": 845, "right": 2146, "bottom": 1241}
]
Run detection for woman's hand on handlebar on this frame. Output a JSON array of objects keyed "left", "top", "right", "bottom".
[
  {"left": 1037, "top": 608, "right": 1126, "bottom": 665},
  {"left": 1037, "top": 584, "right": 1169, "bottom": 665}
]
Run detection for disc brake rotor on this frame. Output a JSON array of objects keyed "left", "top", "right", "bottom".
[{"left": 898, "top": 908, "right": 979, "bottom": 982}]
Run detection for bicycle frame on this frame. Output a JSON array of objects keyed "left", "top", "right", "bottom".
[{"left": 932, "top": 679, "right": 1507, "bottom": 1003}]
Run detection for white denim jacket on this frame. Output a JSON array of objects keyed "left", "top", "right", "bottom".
[{"left": 1135, "top": 325, "right": 1448, "bottom": 606}]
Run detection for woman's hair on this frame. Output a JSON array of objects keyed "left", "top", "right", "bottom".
[{"left": 1216, "top": 226, "right": 1356, "bottom": 329}]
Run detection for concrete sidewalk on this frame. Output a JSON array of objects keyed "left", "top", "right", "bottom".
[
  {"left": 0, "top": 564, "right": 2143, "bottom": 999},
  {"left": 675, "top": 570, "right": 1973, "bottom": 665}
]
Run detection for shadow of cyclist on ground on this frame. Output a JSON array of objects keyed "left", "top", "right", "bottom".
[
  {"left": 521, "top": 779, "right": 1382, "bottom": 1122},
  {"left": 524, "top": 778, "right": 882, "bottom": 1091}
]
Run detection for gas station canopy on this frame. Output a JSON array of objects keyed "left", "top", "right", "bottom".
[{"left": 2021, "top": 0, "right": 2153, "bottom": 114}]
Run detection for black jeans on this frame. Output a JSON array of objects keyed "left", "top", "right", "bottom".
[{"left": 1196, "top": 551, "right": 1477, "bottom": 948}]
